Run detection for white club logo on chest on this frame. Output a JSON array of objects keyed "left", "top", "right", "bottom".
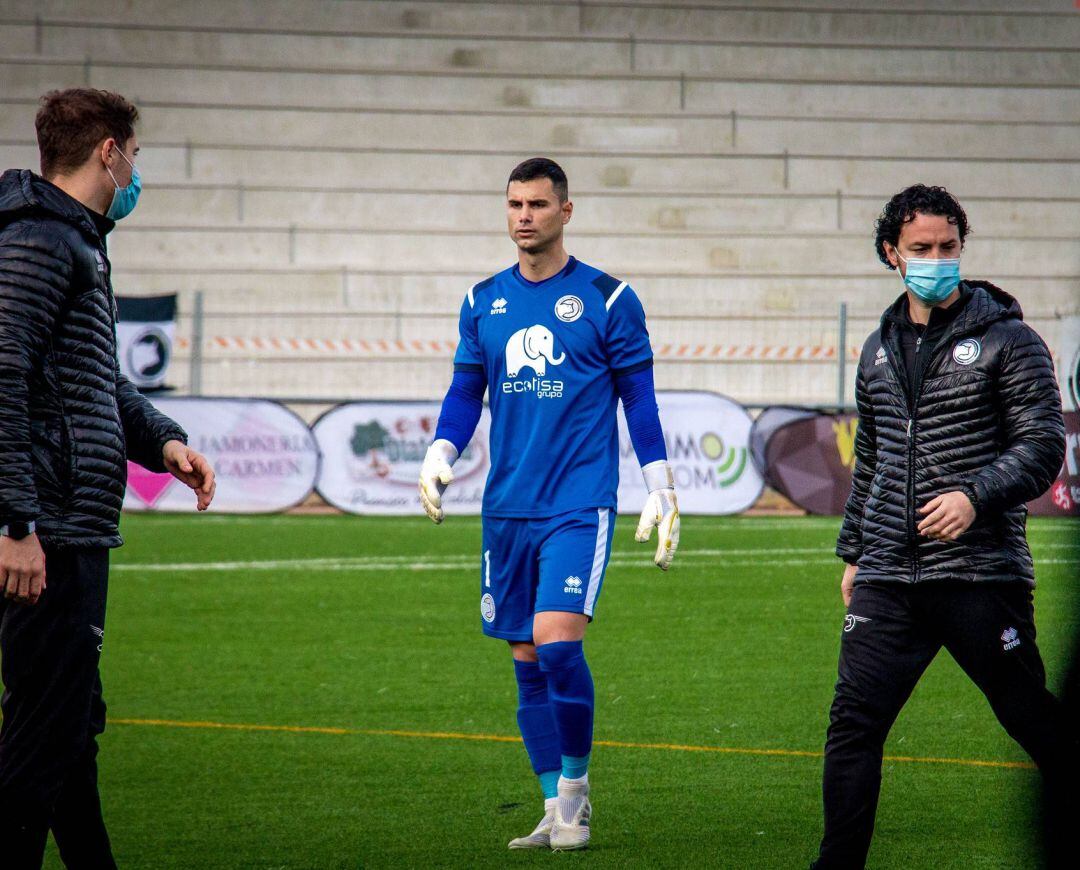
[
  {"left": 952, "top": 338, "right": 981, "bottom": 366},
  {"left": 555, "top": 295, "right": 583, "bottom": 322}
]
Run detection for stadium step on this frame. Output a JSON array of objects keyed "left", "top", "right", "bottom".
[
  {"left": 103, "top": 227, "right": 1078, "bottom": 277},
  {"left": 0, "top": 26, "right": 1076, "bottom": 83},
  {"left": 32, "top": 144, "right": 1066, "bottom": 200},
  {"left": 9, "top": 98, "right": 1076, "bottom": 162},
  {"left": 4, "top": 57, "right": 1079, "bottom": 122},
  {"left": 2, "top": 2, "right": 1074, "bottom": 48},
  {"left": 104, "top": 187, "right": 1080, "bottom": 240},
  {"left": 108, "top": 271, "right": 1074, "bottom": 323}
]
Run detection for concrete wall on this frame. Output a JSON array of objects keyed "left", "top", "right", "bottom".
[{"left": 0, "top": 0, "right": 1076, "bottom": 404}]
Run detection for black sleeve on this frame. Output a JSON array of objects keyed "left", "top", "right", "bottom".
[
  {"left": 961, "top": 325, "right": 1066, "bottom": 516},
  {"left": 115, "top": 370, "right": 188, "bottom": 473},
  {"left": 836, "top": 356, "right": 876, "bottom": 564},
  {"left": 0, "top": 221, "right": 71, "bottom": 524}
]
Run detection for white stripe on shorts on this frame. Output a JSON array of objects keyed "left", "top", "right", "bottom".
[{"left": 584, "top": 508, "right": 609, "bottom": 617}]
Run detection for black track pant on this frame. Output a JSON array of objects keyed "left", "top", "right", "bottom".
[
  {"left": 0, "top": 546, "right": 115, "bottom": 870},
  {"left": 813, "top": 582, "right": 1072, "bottom": 870}
]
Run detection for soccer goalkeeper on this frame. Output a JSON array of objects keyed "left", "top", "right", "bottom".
[{"left": 419, "top": 157, "right": 678, "bottom": 852}]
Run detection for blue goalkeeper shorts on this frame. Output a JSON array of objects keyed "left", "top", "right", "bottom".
[{"left": 478, "top": 507, "right": 616, "bottom": 641}]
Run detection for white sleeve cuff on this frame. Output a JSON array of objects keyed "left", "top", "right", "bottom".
[
  {"left": 430, "top": 438, "right": 460, "bottom": 466},
  {"left": 641, "top": 459, "right": 674, "bottom": 492}
]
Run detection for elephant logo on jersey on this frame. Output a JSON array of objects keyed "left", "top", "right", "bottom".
[{"left": 505, "top": 325, "right": 566, "bottom": 377}]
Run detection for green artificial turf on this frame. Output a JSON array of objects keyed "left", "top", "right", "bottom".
[{"left": 38, "top": 514, "right": 1078, "bottom": 869}]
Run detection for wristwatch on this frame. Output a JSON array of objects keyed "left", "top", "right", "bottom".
[{"left": 0, "top": 521, "right": 36, "bottom": 540}]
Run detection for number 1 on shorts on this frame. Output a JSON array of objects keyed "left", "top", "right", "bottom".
[{"left": 484, "top": 549, "right": 491, "bottom": 588}]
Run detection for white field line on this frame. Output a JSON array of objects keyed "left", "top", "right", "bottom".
[
  {"left": 128, "top": 515, "right": 847, "bottom": 530},
  {"left": 111, "top": 557, "right": 842, "bottom": 573},
  {"left": 112, "top": 551, "right": 1079, "bottom": 574},
  {"left": 126, "top": 515, "right": 1080, "bottom": 536}
]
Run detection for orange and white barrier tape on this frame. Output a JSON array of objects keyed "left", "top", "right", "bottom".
[
  {"left": 652, "top": 343, "right": 849, "bottom": 360},
  {"left": 174, "top": 336, "right": 861, "bottom": 361}
]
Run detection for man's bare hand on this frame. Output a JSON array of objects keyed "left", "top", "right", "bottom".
[
  {"left": 0, "top": 533, "right": 46, "bottom": 605},
  {"left": 917, "top": 491, "right": 975, "bottom": 542},
  {"left": 841, "top": 562, "right": 857, "bottom": 608},
  {"left": 162, "top": 440, "right": 216, "bottom": 511}
]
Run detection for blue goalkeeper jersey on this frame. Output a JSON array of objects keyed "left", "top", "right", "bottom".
[{"left": 454, "top": 256, "right": 653, "bottom": 518}]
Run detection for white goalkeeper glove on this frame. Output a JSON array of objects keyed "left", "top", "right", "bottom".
[
  {"left": 418, "top": 439, "right": 458, "bottom": 524},
  {"left": 635, "top": 460, "right": 680, "bottom": 571}
]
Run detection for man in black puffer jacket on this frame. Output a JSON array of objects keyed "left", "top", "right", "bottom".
[
  {"left": 811, "top": 185, "right": 1070, "bottom": 869},
  {"left": 0, "top": 89, "right": 216, "bottom": 869}
]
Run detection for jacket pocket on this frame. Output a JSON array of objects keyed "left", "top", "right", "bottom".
[
  {"left": 61, "top": 415, "right": 78, "bottom": 488},
  {"left": 29, "top": 419, "right": 72, "bottom": 500}
]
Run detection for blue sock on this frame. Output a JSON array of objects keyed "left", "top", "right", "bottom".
[
  {"left": 561, "top": 753, "right": 590, "bottom": 780},
  {"left": 513, "top": 659, "right": 561, "bottom": 799},
  {"left": 535, "top": 640, "right": 594, "bottom": 778},
  {"left": 538, "top": 770, "right": 560, "bottom": 800}
]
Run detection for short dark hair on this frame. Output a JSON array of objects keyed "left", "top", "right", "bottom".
[
  {"left": 874, "top": 184, "right": 970, "bottom": 269},
  {"left": 35, "top": 88, "right": 139, "bottom": 179},
  {"left": 507, "top": 157, "right": 568, "bottom": 202}
]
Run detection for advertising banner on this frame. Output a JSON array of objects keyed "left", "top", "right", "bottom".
[
  {"left": 315, "top": 393, "right": 760, "bottom": 517},
  {"left": 313, "top": 402, "right": 491, "bottom": 514},
  {"left": 758, "top": 408, "right": 1077, "bottom": 518},
  {"left": 116, "top": 294, "right": 176, "bottom": 390},
  {"left": 763, "top": 413, "right": 858, "bottom": 515},
  {"left": 748, "top": 405, "right": 818, "bottom": 486},
  {"left": 1028, "top": 411, "right": 1080, "bottom": 517},
  {"left": 1059, "top": 314, "right": 1080, "bottom": 413},
  {"left": 618, "top": 392, "right": 762, "bottom": 515},
  {"left": 123, "top": 398, "right": 319, "bottom": 513}
]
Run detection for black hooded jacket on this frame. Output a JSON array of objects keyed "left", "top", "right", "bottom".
[
  {"left": 836, "top": 281, "right": 1066, "bottom": 586},
  {"left": 0, "top": 169, "right": 186, "bottom": 548}
]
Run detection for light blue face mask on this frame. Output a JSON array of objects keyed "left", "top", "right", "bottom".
[
  {"left": 105, "top": 147, "right": 141, "bottom": 221},
  {"left": 896, "top": 253, "right": 961, "bottom": 305}
]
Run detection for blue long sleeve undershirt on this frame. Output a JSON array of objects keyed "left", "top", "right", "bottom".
[
  {"left": 615, "top": 364, "right": 667, "bottom": 466},
  {"left": 433, "top": 369, "right": 486, "bottom": 455},
  {"left": 433, "top": 365, "right": 666, "bottom": 467}
]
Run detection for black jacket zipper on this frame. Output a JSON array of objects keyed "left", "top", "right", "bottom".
[{"left": 906, "top": 334, "right": 932, "bottom": 582}]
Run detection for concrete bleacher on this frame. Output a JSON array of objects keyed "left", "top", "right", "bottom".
[{"left": 0, "top": 0, "right": 1076, "bottom": 405}]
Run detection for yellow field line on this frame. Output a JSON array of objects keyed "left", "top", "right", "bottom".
[{"left": 109, "top": 718, "right": 1035, "bottom": 771}]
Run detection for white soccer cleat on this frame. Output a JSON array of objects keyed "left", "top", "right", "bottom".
[
  {"left": 549, "top": 776, "right": 591, "bottom": 851},
  {"left": 507, "top": 798, "right": 557, "bottom": 850},
  {"left": 418, "top": 439, "right": 458, "bottom": 524},
  {"left": 635, "top": 460, "right": 680, "bottom": 570}
]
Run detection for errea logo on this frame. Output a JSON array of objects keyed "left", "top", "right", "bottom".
[
  {"left": 1001, "top": 626, "right": 1021, "bottom": 651},
  {"left": 490, "top": 297, "right": 508, "bottom": 315},
  {"left": 564, "top": 576, "right": 583, "bottom": 595},
  {"left": 874, "top": 347, "right": 887, "bottom": 367}
]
